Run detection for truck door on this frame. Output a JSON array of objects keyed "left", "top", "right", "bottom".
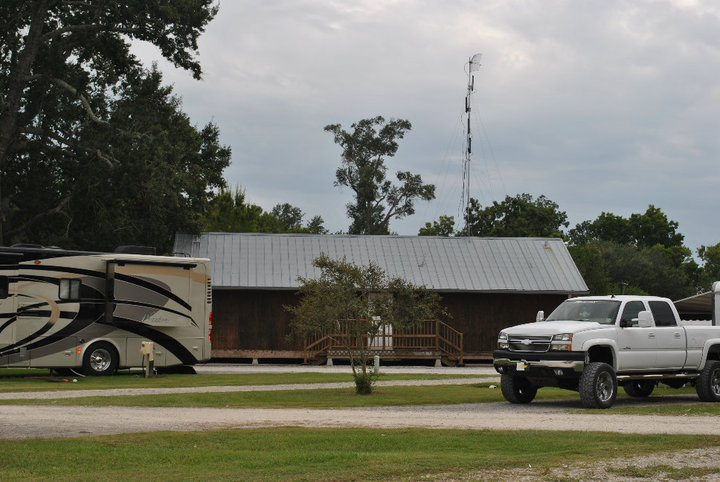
[
  {"left": 648, "top": 300, "right": 686, "bottom": 369},
  {"left": 617, "top": 301, "right": 656, "bottom": 370}
]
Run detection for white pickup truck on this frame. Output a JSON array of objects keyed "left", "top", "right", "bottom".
[{"left": 493, "top": 287, "right": 720, "bottom": 409}]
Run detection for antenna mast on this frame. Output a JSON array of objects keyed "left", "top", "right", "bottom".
[{"left": 462, "top": 53, "right": 481, "bottom": 236}]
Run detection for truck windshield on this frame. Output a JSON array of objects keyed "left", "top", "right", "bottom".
[{"left": 546, "top": 300, "right": 621, "bottom": 324}]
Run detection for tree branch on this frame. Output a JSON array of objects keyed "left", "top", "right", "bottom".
[
  {"left": 48, "top": 77, "right": 109, "bottom": 126},
  {"left": 4, "top": 195, "right": 71, "bottom": 238},
  {"left": 41, "top": 23, "right": 143, "bottom": 42}
]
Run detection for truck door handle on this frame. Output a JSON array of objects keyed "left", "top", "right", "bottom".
[
  {"left": 674, "top": 332, "right": 681, "bottom": 338},
  {"left": 648, "top": 332, "right": 655, "bottom": 339}
]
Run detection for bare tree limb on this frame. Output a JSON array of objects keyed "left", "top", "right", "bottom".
[{"left": 48, "top": 77, "right": 109, "bottom": 126}]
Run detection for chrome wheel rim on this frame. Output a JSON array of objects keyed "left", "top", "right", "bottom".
[
  {"left": 596, "top": 371, "right": 614, "bottom": 402},
  {"left": 711, "top": 368, "right": 720, "bottom": 397},
  {"left": 89, "top": 348, "right": 112, "bottom": 372}
]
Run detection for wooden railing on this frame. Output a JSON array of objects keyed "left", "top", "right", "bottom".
[{"left": 303, "top": 320, "right": 463, "bottom": 365}]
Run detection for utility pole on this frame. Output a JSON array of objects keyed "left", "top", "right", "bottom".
[{"left": 462, "top": 53, "right": 481, "bottom": 236}]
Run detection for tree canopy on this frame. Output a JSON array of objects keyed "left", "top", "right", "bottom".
[
  {"left": 568, "top": 205, "right": 684, "bottom": 249},
  {"left": 418, "top": 215, "right": 455, "bottom": 237},
  {"left": 325, "top": 116, "right": 435, "bottom": 235},
  {"left": 203, "top": 187, "right": 327, "bottom": 235},
  {"left": 565, "top": 205, "right": 697, "bottom": 297},
  {"left": 0, "top": 0, "right": 220, "bottom": 248},
  {"left": 461, "top": 193, "right": 568, "bottom": 237}
]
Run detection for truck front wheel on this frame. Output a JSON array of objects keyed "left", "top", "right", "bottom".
[
  {"left": 500, "top": 373, "right": 538, "bottom": 404},
  {"left": 696, "top": 360, "right": 720, "bottom": 402},
  {"left": 579, "top": 362, "right": 617, "bottom": 409}
]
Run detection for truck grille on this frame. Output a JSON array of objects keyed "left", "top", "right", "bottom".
[{"left": 507, "top": 335, "right": 552, "bottom": 352}]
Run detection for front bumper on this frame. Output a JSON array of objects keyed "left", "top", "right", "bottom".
[{"left": 493, "top": 349, "right": 586, "bottom": 377}]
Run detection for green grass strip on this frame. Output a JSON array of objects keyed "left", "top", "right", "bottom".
[
  {"left": 0, "top": 369, "right": 484, "bottom": 392},
  {"left": 1, "top": 428, "right": 719, "bottom": 480}
]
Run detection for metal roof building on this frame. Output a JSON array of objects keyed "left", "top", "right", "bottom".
[
  {"left": 173, "top": 232, "right": 588, "bottom": 362},
  {"left": 174, "top": 233, "right": 588, "bottom": 294}
]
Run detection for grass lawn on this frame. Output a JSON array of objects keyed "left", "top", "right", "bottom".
[
  {"left": 2, "top": 371, "right": 719, "bottom": 479},
  {"left": 2, "top": 428, "right": 719, "bottom": 480},
  {"left": 0, "top": 368, "right": 483, "bottom": 392},
  {"left": 0, "top": 371, "right": 712, "bottom": 413}
]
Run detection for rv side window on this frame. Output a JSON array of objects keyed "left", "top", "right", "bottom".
[
  {"left": 0, "top": 276, "right": 8, "bottom": 299},
  {"left": 59, "top": 279, "right": 81, "bottom": 300}
]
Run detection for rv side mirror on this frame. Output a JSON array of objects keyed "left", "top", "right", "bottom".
[
  {"left": 637, "top": 311, "right": 653, "bottom": 328},
  {"left": 536, "top": 310, "right": 545, "bottom": 322}
]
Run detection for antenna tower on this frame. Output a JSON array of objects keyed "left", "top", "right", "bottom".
[{"left": 462, "top": 53, "right": 481, "bottom": 235}]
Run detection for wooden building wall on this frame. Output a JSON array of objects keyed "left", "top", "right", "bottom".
[
  {"left": 439, "top": 292, "right": 568, "bottom": 359},
  {"left": 210, "top": 289, "right": 569, "bottom": 361}
]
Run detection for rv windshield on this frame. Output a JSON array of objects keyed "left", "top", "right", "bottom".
[{"left": 545, "top": 300, "right": 621, "bottom": 325}]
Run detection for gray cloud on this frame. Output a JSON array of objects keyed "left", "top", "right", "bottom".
[{"left": 134, "top": 0, "right": 720, "bottom": 252}]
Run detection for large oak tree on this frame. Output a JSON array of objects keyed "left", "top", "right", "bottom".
[{"left": 0, "top": 0, "right": 222, "bottom": 249}]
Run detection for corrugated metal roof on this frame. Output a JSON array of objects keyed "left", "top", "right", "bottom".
[{"left": 173, "top": 233, "right": 589, "bottom": 294}]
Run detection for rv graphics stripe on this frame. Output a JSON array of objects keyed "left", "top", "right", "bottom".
[
  {"left": 113, "top": 299, "right": 198, "bottom": 327},
  {"left": 111, "top": 317, "right": 198, "bottom": 365},
  {"left": 0, "top": 315, "right": 16, "bottom": 337},
  {"left": 19, "top": 264, "right": 193, "bottom": 314},
  {"left": 113, "top": 272, "right": 191, "bottom": 311},
  {"left": 0, "top": 287, "right": 99, "bottom": 357}
]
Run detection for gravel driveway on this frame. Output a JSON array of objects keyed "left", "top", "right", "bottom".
[{"left": 0, "top": 370, "right": 717, "bottom": 440}]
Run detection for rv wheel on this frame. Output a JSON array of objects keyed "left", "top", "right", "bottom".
[{"left": 83, "top": 342, "right": 119, "bottom": 376}]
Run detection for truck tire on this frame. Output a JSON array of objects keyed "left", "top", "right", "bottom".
[
  {"left": 623, "top": 380, "right": 655, "bottom": 398},
  {"left": 82, "top": 341, "right": 119, "bottom": 376},
  {"left": 579, "top": 362, "right": 617, "bottom": 409},
  {"left": 500, "top": 373, "right": 538, "bottom": 404},
  {"left": 696, "top": 360, "right": 720, "bottom": 402}
]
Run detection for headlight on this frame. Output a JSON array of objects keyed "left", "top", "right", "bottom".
[
  {"left": 550, "top": 333, "right": 573, "bottom": 351},
  {"left": 497, "top": 331, "right": 509, "bottom": 350}
]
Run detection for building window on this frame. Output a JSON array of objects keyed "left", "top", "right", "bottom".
[{"left": 59, "top": 279, "right": 81, "bottom": 300}]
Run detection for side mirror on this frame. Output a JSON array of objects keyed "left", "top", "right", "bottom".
[
  {"left": 637, "top": 311, "right": 653, "bottom": 328},
  {"left": 536, "top": 310, "right": 545, "bottom": 322}
]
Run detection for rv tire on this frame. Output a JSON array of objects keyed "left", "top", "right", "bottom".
[{"left": 83, "top": 342, "right": 119, "bottom": 376}]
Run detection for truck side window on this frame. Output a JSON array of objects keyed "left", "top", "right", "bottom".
[
  {"left": 620, "top": 301, "right": 645, "bottom": 326},
  {"left": 649, "top": 301, "right": 677, "bottom": 327},
  {"left": 59, "top": 279, "right": 81, "bottom": 300},
  {"left": 0, "top": 276, "right": 7, "bottom": 299}
]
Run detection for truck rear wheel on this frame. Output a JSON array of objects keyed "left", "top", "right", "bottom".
[
  {"left": 696, "top": 360, "right": 720, "bottom": 402},
  {"left": 579, "top": 362, "right": 617, "bottom": 409},
  {"left": 82, "top": 341, "right": 118, "bottom": 376},
  {"left": 500, "top": 373, "right": 537, "bottom": 404},
  {"left": 623, "top": 380, "right": 655, "bottom": 398}
]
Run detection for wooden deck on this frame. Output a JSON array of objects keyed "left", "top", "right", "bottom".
[{"left": 304, "top": 320, "right": 464, "bottom": 366}]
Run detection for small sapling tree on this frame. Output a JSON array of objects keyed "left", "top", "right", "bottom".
[{"left": 287, "top": 254, "right": 445, "bottom": 394}]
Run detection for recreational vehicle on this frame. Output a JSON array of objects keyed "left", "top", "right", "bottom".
[{"left": 0, "top": 245, "right": 212, "bottom": 375}]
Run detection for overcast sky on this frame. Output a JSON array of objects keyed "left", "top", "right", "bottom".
[{"left": 134, "top": 0, "right": 720, "bottom": 253}]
